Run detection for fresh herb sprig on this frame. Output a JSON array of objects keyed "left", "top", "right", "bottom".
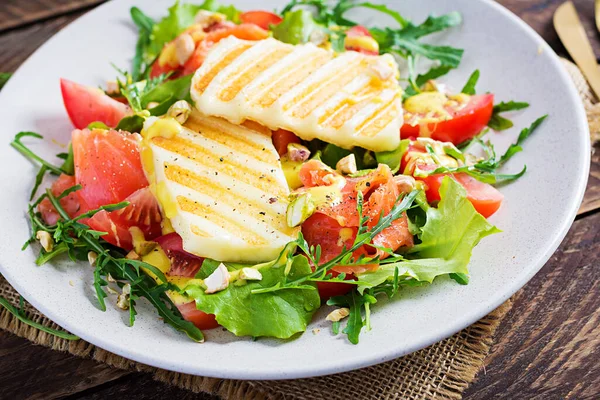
[
  {"left": 0, "top": 72, "right": 11, "bottom": 89},
  {"left": 252, "top": 189, "right": 419, "bottom": 294},
  {"left": 426, "top": 115, "right": 548, "bottom": 184},
  {"left": 0, "top": 295, "right": 80, "bottom": 341},
  {"left": 37, "top": 187, "right": 203, "bottom": 341},
  {"left": 488, "top": 101, "right": 530, "bottom": 131}
]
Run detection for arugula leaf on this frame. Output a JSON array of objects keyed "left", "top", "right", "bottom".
[
  {"left": 0, "top": 72, "right": 11, "bottom": 89},
  {"left": 371, "top": 12, "right": 463, "bottom": 67},
  {"left": 488, "top": 101, "right": 530, "bottom": 131},
  {"left": 498, "top": 115, "right": 547, "bottom": 166},
  {"left": 0, "top": 296, "right": 79, "bottom": 341},
  {"left": 404, "top": 65, "right": 453, "bottom": 97},
  {"left": 331, "top": 1, "right": 408, "bottom": 28},
  {"left": 146, "top": 0, "right": 240, "bottom": 66},
  {"left": 198, "top": 0, "right": 241, "bottom": 22},
  {"left": 130, "top": 7, "right": 155, "bottom": 81},
  {"left": 25, "top": 182, "right": 204, "bottom": 342},
  {"left": 194, "top": 258, "right": 221, "bottom": 279},
  {"left": 115, "top": 115, "right": 145, "bottom": 133},
  {"left": 461, "top": 69, "right": 480, "bottom": 95},
  {"left": 358, "top": 177, "right": 499, "bottom": 291},
  {"left": 272, "top": 9, "right": 321, "bottom": 45},
  {"left": 185, "top": 255, "right": 320, "bottom": 339},
  {"left": 10, "top": 132, "right": 70, "bottom": 176}
]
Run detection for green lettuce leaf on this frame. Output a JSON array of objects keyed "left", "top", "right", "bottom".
[
  {"left": 185, "top": 253, "right": 320, "bottom": 339},
  {"left": 272, "top": 9, "right": 321, "bottom": 45},
  {"left": 375, "top": 139, "right": 410, "bottom": 173},
  {"left": 147, "top": 0, "right": 240, "bottom": 66},
  {"left": 358, "top": 177, "right": 499, "bottom": 291}
]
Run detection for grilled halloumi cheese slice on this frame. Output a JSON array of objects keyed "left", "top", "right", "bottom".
[
  {"left": 141, "top": 111, "right": 299, "bottom": 263},
  {"left": 190, "top": 37, "right": 403, "bottom": 152}
]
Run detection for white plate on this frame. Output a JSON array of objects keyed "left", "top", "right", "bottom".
[{"left": 0, "top": 0, "right": 590, "bottom": 380}]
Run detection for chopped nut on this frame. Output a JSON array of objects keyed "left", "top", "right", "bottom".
[
  {"left": 116, "top": 284, "right": 131, "bottom": 310},
  {"left": 194, "top": 10, "right": 226, "bottom": 28},
  {"left": 239, "top": 267, "right": 262, "bottom": 281},
  {"left": 126, "top": 250, "right": 141, "bottom": 260},
  {"left": 167, "top": 100, "right": 192, "bottom": 124},
  {"left": 326, "top": 307, "right": 350, "bottom": 322},
  {"left": 204, "top": 263, "right": 230, "bottom": 294},
  {"left": 336, "top": 154, "right": 358, "bottom": 175},
  {"left": 106, "top": 80, "right": 119, "bottom": 95},
  {"left": 107, "top": 274, "right": 117, "bottom": 283},
  {"left": 393, "top": 175, "right": 416, "bottom": 194},
  {"left": 116, "top": 294, "right": 129, "bottom": 310},
  {"left": 286, "top": 193, "right": 316, "bottom": 227},
  {"left": 36, "top": 231, "right": 54, "bottom": 252},
  {"left": 287, "top": 143, "right": 311, "bottom": 162},
  {"left": 312, "top": 328, "right": 321, "bottom": 335},
  {"left": 88, "top": 251, "right": 98, "bottom": 267},
  {"left": 174, "top": 33, "right": 195, "bottom": 66}
]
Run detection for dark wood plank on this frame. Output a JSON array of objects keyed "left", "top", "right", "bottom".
[
  {"left": 0, "top": 331, "right": 129, "bottom": 400},
  {"left": 62, "top": 373, "right": 217, "bottom": 400},
  {"left": 0, "top": 0, "right": 104, "bottom": 33},
  {"left": 0, "top": 13, "right": 83, "bottom": 74},
  {"left": 497, "top": 0, "right": 600, "bottom": 58},
  {"left": 464, "top": 211, "right": 600, "bottom": 399}
]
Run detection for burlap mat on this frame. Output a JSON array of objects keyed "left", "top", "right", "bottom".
[{"left": 0, "top": 58, "right": 597, "bottom": 400}]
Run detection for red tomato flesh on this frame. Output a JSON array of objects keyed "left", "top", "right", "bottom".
[
  {"left": 60, "top": 79, "right": 130, "bottom": 129},
  {"left": 402, "top": 143, "right": 504, "bottom": 218},
  {"left": 156, "top": 233, "right": 204, "bottom": 278},
  {"left": 176, "top": 302, "right": 219, "bottom": 330},
  {"left": 39, "top": 174, "right": 82, "bottom": 225},
  {"left": 419, "top": 173, "right": 504, "bottom": 218},
  {"left": 272, "top": 129, "right": 301, "bottom": 156},
  {"left": 345, "top": 25, "right": 379, "bottom": 56},
  {"left": 300, "top": 162, "right": 414, "bottom": 275},
  {"left": 240, "top": 10, "right": 283, "bottom": 30},
  {"left": 401, "top": 94, "right": 494, "bottom": 145},
  {"left": 71, "top": 129, "right": 161, "bottom": 249}
]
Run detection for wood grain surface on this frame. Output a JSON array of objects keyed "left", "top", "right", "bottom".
[{"left": 0, "top": 1, "right": 598, "bottom": 399}]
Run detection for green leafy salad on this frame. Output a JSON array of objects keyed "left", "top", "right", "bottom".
[{"left": 7, "top": 0, "right": 547, "bottom": 344}]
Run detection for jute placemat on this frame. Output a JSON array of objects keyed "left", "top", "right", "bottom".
[{"left": 0, "top": 58, "right": 596, "bottom": 400}]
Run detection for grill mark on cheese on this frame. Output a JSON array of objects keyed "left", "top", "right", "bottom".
[
  {"left": 185, "top": 118, "right": 278, "bottom": 165},
  {"left": 356, "top": 98, "right": 401, "bottom": 137},
  {"left": 193, "top": 43, "right": 253, "bottom": 95},
  {"left": 249, "top": 51, "right": 332, "bottom": 108},
  {"left": 151, "top": 136, "right": 288, "bottom": 197},
  {"left": 190, "top": 225, "right": 213, "bottom": 238},
  {"left": 164, "top": 163, "right": 288, "bottom": 230},
  {"left": 287, "top": 59, "right": 366, "bottom": 119},
  {"left": 177, "top": 196, "right": 269, "bottom": 245},
  {"left": 218, "top": 46, "right": 294, "bottom": 102},
  {"left": 319, "top": 85, "right": 380, "bottom": 127}
]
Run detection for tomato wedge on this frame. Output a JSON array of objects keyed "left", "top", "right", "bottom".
[
  {"left": 85, "top": 187, "right": 162, "bottom": 249},
  {"left": 299, "top": 161, "right": 414, "bottom": 275},
  {"left": 38, "top": 174, "right": 82, "bottom": 225},
  {"left": 176, "top": 302, "right": 220, "bottom": 330},
  {"left": 240, "top": 10, "right": 283, "bottom": 30},
  {"left": 72, "top": 129, "right": 148, "bottom": 211},
  {"left": 60, "top": 79, "right": 130, "bottom": 129},
  {"left": 401, "top": 93, "right": 494, "bottom": 145},
  {"left": 272, "top": 129, "right": 301, "bottom": 156},
  {"left": 72, "top": 129, "right": 161, "bottom": 249},
  {"left": 419, "top": 173, "right": 503, "bottom": 218},
  {"left": 156, "top": 233, "right": 204, "bottom": 278},
  {"left": 402, "top": 142, "right": 504, "bottom": 217}
]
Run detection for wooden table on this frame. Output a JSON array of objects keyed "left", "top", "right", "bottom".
[{"left": 1, "top": 1, "right": 598, "bottom": 398}]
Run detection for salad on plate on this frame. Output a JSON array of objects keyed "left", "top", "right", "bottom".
[{"left": 9, "top": 0, "right": 547, "bottom": 344}]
